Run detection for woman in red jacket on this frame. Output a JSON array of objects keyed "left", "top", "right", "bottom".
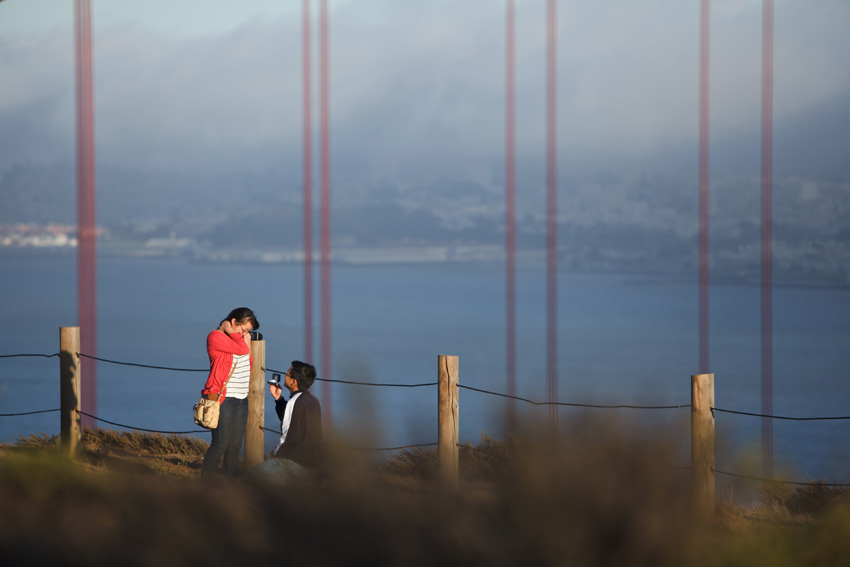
[{"left": 200, "top": 307, "right": 259, "bottom": 478}]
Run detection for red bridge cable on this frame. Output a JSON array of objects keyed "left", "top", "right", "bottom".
[
  {"left": 546, "top": 0, "right": 559, "bottom": 434},
  {"left": 303, "top": 0, "right": 314, "bottom": 364},
  {"left": 698, "top": 0, "right": 710, "bottom": 375},
  {"left": 505, "top": 0, "right": 517, "bottom": 434},
  {"left": 75, "top": 0, "right": 97, "bottom": 430},
  {"left": 320, "top": 0, "right": 332, "bottom": 428},
  {"left": 761, "top": 0, "right": 775, "bottom": 478}
]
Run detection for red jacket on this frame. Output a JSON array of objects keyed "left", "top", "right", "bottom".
[{"left": 201, "top": 330, "right": 251, "bottom": 403}]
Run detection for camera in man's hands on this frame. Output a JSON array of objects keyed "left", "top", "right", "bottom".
[{"left": 250, "top": 331, "right": 263, "bottom": 341}]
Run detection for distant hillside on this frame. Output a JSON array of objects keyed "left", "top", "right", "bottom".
[{"left": 0, "top": 163, "right": 299, "bottom": 227}]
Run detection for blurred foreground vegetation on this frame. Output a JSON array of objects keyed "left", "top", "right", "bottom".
[{"left": 1, "top": 424, "right": 849, "bottom": 566}]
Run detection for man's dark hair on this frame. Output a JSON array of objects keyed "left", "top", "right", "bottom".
[{"left": 290, "top": 360, "right": 316, "bottom": 391}]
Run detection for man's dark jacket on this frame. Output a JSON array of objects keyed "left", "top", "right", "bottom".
[{"left": 273, "top": 389, "right": 322, "bottom": 468}]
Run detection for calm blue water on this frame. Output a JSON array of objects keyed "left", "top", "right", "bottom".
[{"left": 1, "top": 254, "right": 849, "bottom": 483}]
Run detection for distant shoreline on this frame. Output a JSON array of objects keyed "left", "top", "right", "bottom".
[{"left": 2, "top": 244, "right": 847, "bottom": 290}]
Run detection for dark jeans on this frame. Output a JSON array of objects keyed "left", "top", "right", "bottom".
[{"left": 201, "top": 396, "right": 248, "bottom": 477}]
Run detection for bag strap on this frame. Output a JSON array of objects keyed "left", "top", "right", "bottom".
[{"left": 210, "top": 359, "right": 237, "bottom": 402}]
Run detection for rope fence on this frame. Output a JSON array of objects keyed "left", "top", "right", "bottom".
[
  {"left": 712, "top": 407, "right": 850, "bottom": 421},
  {"left": 325, "top": 442, "right": 439, "bottom": 452},
  {"left": 9, "top": 405, "right": 850, "bottom": 487},
  {"left": 0, "top": 408, "right": 61, "bottom": 417},
  {"left": 459, "top": 384, "right": 691, "bottom": 409},
  {"left": 259, "top": 424, "right": 437, "bottom": 451},
  {"left": 3, "top": 408, "right": 435, "bottom": 451},
  {"left": 77, "top": 353, "right": 206, "bottom": 372},
  {"left": 4, "top": 352, "right": 849, "bottom": 419},
  {"left": 76, "top": 410, "right": 208, "bottom": 435},
  {"left": 264, "top": 366, "right": 437, "bottom": 388},
  {"left": 4, "top": 350, "right": 850, "bottom": 491},
  {"left": 713, "top": 468, "right": 850, "bottom": 488}
]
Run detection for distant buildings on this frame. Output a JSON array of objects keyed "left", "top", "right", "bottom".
[{"left": 0, "top": 224, "right": 82, "bottom": 247}]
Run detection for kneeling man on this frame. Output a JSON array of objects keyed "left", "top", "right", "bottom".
[{"left": 252, "top": 360, "right": 322, "bottom": 481}]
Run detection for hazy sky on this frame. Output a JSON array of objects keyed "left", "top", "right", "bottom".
[
  {"left": 0, "top": 0, "right": 301, "bottom": 36},
  {"left": 1, "top": 0, "right": 848, "bottom": 180}
]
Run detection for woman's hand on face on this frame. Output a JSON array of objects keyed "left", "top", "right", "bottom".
[{"left": 242, "top": 329, "right": 252, "bottom": 344}]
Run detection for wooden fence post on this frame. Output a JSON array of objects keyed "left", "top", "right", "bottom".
[
  {"left": 691, "top": 373, "right": 715, "bottom": 515},
  {"left": 438, "top": 354, "right": 459, "bottom": 485},
  {"left": 60, "top": 326, "right": 82, "bottom": 458},
  {"left": 245, "top": 339, "right": 266, "bottom": 470}
]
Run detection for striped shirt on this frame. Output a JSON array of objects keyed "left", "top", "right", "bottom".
[{"left": 225, "top": 353, "right": 251, "bottom": 399}]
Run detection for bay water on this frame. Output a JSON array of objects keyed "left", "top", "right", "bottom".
[{"left": 2, "top": 253, "right": 849, "bottom": 484}]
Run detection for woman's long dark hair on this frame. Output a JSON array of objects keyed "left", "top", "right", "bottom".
[{"left": 224, "top": 307, "right": 259, "bottom": 330}]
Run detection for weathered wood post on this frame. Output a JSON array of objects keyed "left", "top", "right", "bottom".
[
  {"left": 245, "top": 339, "right": 266, "bottom": 469},
  {"left": 691, "top": 373, "right": 715, "bottom": 514},
  {"left": 60, "top": 326, "right": 82, "bottom": 458},
  {"left": 438, "top": 354, "right": 459, "bottom": 485}
]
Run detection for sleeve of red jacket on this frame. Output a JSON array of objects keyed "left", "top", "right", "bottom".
[
  {"left": 201, "top": 330, "right": 250, "bottom": 396},
  {"left": 207, "top": 330, "right": 250, "bottom": 356}
]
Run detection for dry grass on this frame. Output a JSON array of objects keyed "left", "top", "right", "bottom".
[
  {"left": 5, "top": 429, "right": 208, "bottom": 477},
  {"left": 1, "top": 423, "right": 849, "bottom": 566},
  {"left": 756, "top": 478, "right": 849, "bottom": 518}
]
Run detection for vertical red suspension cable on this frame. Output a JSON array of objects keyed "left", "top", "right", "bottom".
[
  {"left": 699, "top": 0, "right": 710, "bottom": 374},
  {"left": 760, "top": 0, "right": 775, "bottom": 477},
  {"left": 505, "top": 0, "right": 517, "bottom": 434},
  {"left": 320, "top": 0, "right": 332, "bottom": 428},
  {"left": 303, "top": 0, "right": 313, "bottom": 363},
  {"left": 75, "top": 0, "right": 97, "bottom": 430},
  {"left": 546, "top": 0, "right": 558, "bottom": 434}
]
